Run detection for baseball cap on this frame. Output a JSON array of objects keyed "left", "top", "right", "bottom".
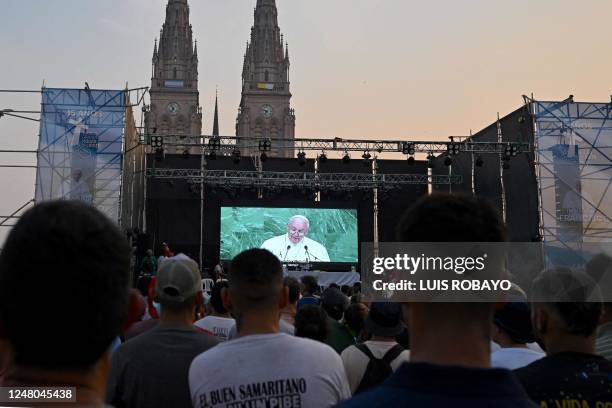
[
  {"left": 365, "top": 302, "right": 405, "bottom": 337},
  {"left": 156, "top": 254, "right": 201, "bottom": 303}
]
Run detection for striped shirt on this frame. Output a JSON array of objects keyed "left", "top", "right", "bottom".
[{"left": 596, "top": 322, "right": 612, "bottom": 361}]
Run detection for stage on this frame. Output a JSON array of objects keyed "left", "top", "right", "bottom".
[{"left": 283, "top": 269, "right": 360, "bottom": 288}]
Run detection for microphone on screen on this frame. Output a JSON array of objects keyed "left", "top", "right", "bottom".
[
  {"left": 304, "top": 245, "right": 322, "bottom": 262},
  {"left": 283, "top": 245, "right": 291, "bottom": 261}
]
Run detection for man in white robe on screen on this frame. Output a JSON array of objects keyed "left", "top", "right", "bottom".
[{"left": 261, "top": 215, "right": 331, "bottom": 262}]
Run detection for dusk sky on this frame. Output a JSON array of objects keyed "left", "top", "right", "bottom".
[{"left": 1, "top": 0, "right": 611, "bottom": 242}]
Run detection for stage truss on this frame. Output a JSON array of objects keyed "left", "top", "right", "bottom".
[
  {"left": 147, "top": 168, "right": 462, "bottom": 189},
  {"left": 143, "top": 134, "right": 530, "bottom": 156}
]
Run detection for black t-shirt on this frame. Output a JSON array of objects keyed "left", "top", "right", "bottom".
[
  {"left": 337, "top": 362, "right": 537, "bottom": 407},
  {"left": 514, "top": 352, "right": 612, "bottom": 407}
]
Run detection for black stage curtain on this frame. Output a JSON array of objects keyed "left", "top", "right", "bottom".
[{"left": 376, "top": 159, "right": 428, "bottom": 242}]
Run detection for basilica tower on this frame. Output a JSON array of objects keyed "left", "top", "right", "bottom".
[
  {"left": 145, "top": 0, "right": 202, "bottom": 154},
  {"left": 236, "top": 0, "right": 295, "bottom": 158}
]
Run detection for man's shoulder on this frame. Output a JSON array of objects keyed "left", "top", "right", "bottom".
[
  {"left": 297, "top": 296, "right": 320, "bottom": 306},
  {"left": 513, "top": 354, "right": 561, "bottom": 386},
  {"left": 493, "top": 347, "right": 543, "bottom": 359},
  {"left": 112, "top": 330, "right": 154, "bottom": 365},
  {"left": 335, "top": 385, "right": 402, "bottom": 408},
  {"left": 337, "top": 386, "right": 536, "bottom": 408},
  {"left": 192, "top": 334, "right": 339, "bottom": 367},
  {"left": 123, "top": 325, "right": 217, "bottom": 352},
  {"left": 517, "top": 352, "right": 612, "bottom": 376},
  {"left": 340, "top": 343, "right": 368, "bottom": 363},
  {"left": 275, "top": 335, "right": 346, "bottom": 375},
  {"left": 190, "top": 341, "right": 227, "bottom": 368}
]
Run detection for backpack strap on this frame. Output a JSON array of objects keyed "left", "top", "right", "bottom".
[
  {"left": 381, "top": 344, "right": 405, "bottom": 365},
  {"left": 355, "top": 343, "right": 376, "bottom": 360},
  {"left": 356, "top": 343, "right": 404, "bottom": 364},
  {"left": 354, "top": 343, "right": 405, "bottom": 395}
]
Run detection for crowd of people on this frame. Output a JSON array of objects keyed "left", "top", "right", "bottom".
[{"left": 0, "top": 195, "right": 610, "bottom": 407}]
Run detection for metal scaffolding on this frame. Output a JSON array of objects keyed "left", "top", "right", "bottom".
[
  {"left": 0, "top": 87, "right": 149, "bottom": 228},
  {"left": 528, "top": 96, "right": 612, "bottom": 250}
]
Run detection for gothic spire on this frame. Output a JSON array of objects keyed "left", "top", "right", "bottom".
[
  {"left": 212, "top": 89, "right": 220, "bottom": 136},
  {"left": 242, "top": 0, "right": 290, "bottom": 90},
  {"left": 152, "top": 0, "right": 198, "bottom": 89}
]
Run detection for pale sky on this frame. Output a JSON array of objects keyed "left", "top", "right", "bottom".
[{"left": 1, "top": 0, "right": 611, "bottom": 243}]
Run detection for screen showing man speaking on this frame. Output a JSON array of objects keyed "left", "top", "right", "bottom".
[{"left": 220, "top": 207, "right": 358, "bottom": 263}]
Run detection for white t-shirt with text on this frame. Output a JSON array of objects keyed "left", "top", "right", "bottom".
[
  {"left": 189, "top": 333, "right": 351, "bottom": 408},
  {"left": 194, "top": 316, "right": 235, "bottom": 342}
]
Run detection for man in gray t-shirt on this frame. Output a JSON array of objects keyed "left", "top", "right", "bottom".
[{"left": 107, "top": 256, "right": 218, "bottom": 408}]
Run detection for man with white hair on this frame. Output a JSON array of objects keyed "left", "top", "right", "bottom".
[{"left": 261, "top": 215, "right": 331, "bottom": 262}]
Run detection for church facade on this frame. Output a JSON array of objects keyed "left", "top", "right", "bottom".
[
  {"left": 145, "top": 0, "right": 295, "bottom": 158},
  {"left": 236, "top": 0, "right": 296, "bottom": 158},
  {"left": 145, "top": 0, "right": 202, "bottom": 155}
]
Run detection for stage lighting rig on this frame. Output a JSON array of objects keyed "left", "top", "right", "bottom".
[
  {"left": 260, "top": 152, "right": 268, "bottom": 162},
  {"left": 447, "top": 142, "right": 460, "bottom": 156},
  {"left": 475, "top": 156, "right": 484, "bottom": 167},
  {"left": 401, "top": 142, "right": 416, "bottom": 156},
  {"left": 342, "top": 151, "right": 351, "bottom": 164},
  {"left": 318, "top": 152, "right": 328, "bottom": 164},
  {"left": 504, "top": 143, "right": 519, "bottom": 157},
  {"left": 151, "top": 135, "right": 164, "bottom": 148},
  {"left": 407, "top": 156, "right": 415, "bottom": 165},
  {"left": 444, "top": 156, "right": 452, "bottom": 167},
  {"left": 208, "top": 137, "right": 221, "bottom": 151},
  {"left": 297, "top": 151, "right": 307, "bottom": 166},
  {"left": 259, "top": 138, "right": 272, "bottom": 152}
]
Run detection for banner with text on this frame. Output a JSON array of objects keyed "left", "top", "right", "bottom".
[{"left": 35, "top": 88, "right": 126, "bottom": 222}]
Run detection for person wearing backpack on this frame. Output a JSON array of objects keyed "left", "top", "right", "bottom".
[{"left": 340, "top": 302, "right": 410, "bottom": 394}]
